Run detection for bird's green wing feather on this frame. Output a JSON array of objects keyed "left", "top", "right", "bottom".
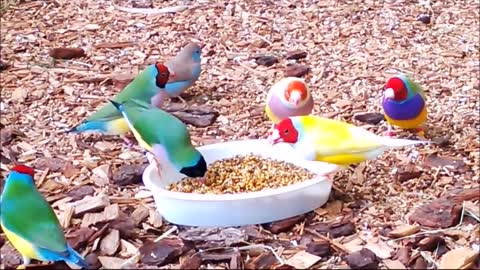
[
  {"left": 1, "top": 181, "right": 67, "bottom": 252},
  {"left": 401, "top": 74, "right": 426, "bottom": 100},
  {"left": 87, "top": 67, "right": 157, "bottom": 121}
]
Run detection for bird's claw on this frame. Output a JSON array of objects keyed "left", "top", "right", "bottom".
[
  {"left": 176, "top": 96, "right": 189, "bottom": 110},
  {"left": 121, "top": 136, "right": 135, "bottom": 149},
  {"left": 383, "top": 130, "right": 396, "bottom": 137},
  {"left": 415, "top": 127, "right": 426, "bottom": 140}
]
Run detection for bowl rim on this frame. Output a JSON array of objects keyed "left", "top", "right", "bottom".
[{"left": 142, "top": 139, "right": 332, "bottom": 202}]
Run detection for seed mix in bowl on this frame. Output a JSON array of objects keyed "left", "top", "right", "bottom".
[{"left": 166, "top": 154, "right": 315, "bottom": 194}]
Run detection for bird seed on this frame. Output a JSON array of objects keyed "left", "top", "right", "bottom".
[{"left": 166, "top": 154, "right": 315, "bottom": 194}]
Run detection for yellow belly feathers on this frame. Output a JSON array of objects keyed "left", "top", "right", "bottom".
[
  {"left": 384, "top": 106, "right": 427, "bottom": 129},
  {"left": 1, "top": 222, "right": 41, "bottom": 260},
  {"left": 106, "top": 118, "right": 131, "bottom": 135}
]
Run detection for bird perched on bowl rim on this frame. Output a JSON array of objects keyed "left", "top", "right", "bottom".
[
  {"left": 268, "top": 115, "right": 431, "bottom": 180},
  {"left": 381, "top": 74, "right": 427, "bottom": 139}
]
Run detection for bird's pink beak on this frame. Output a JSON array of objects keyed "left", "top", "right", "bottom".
[
  {"left": 384, "top": 88, "right": 395, "bottom": 100},
  {"left": 292, "top": 98, "right": 300, "bottom": 106},
  {"left": 268, "top": 129, "right": 283, "bottom": 145}
]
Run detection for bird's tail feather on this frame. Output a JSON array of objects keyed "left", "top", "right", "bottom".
[
  {"left": 37, "top": 245, "right": 88, "bottom": 269},
  {"left": 66, "top": 121, "right": 107, "bottom": 134},
  {"left": 66, "top": 245, "right": 89, "bottom": 269},
  {"left": 380, "top": 136, "right": 431, "bottom": 148}
]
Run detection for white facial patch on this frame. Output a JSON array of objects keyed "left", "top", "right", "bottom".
[
  {"left": 289, "top": 91, "right": 302, "bottom": 104},
  {"left": 384, "top": 88, "right": 395, "bottom": 99}
]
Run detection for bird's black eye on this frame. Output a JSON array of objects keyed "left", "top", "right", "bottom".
[{"left": 284, "top": 129, "right": 289, "bottom": 134}]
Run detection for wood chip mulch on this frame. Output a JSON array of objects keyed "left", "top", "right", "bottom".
[{"left": 0, "top": 0, "right": 479, "bottom": 269}]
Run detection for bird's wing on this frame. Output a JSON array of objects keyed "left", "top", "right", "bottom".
[
  {"left": 401, "top": 74, "right": 426, "bottom": 100},
  {"left": 2, "top": 187, "right": 67, "bottom": 253},
  {"left": 166, "top": 58, "right": 196, "bottom": 83},
  {"left": 309, "top": 119, "right": 385, "bottom": 157}
]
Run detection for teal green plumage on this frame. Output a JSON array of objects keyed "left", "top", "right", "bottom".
[
  {"left": 68, "top": 63, "right": 171, "bottom": 135},
  {"left": 109, "top": 99, "right": 207, "bottom": 178},
  {"left": 1, "top": 165, "right": 87, "bottom": 269}
]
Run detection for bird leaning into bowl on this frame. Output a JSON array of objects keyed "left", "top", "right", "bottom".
[
  {"left": 67, "top": 62, "right": 173, "bottom": 146},
  {"left": 265, "top": 77, "right": 314, "bottom": 136},
  {"left": 268, "top": 115, "right": 431, "bottom": 181},
  {"left": 109, "top": 98, "right": 208, "bottom": 182},
  {"left": 381, "top": 74, "right": 428, "bottom": 139},
  {"left": 1, "top": 165, "right": 88, "bottom": 270}
]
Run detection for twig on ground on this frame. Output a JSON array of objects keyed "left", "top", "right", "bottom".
[{"left": 111, "top": 0, "right": 189, "bottom": 14}]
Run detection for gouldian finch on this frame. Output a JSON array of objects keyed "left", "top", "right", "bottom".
[
  {"left": 269, "top": 115, "right": 430, "bottom": 167},
  {"left": 0, "top": 165, "right": 88, "bottom": 269},
  {"left": 382, "top": 74, "right": 427, "bottom": 138},
  {"left": 67, "top": 63, "right": 171, "bottom": 140},
  {"left": 161, "top": 42, "right": 203, "bottom": 107},
  {"left": 265, "top": 77, "right": 314, "bottom": 125},
  {"left": 109, "top": 99, "right": 207, "bottom": 179}
]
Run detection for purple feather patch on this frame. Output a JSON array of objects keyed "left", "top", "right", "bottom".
[{"left": 382, "top": 93, "right": 425, "bottom": 120}]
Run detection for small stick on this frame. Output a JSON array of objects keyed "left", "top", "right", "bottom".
[
  {"left": 112, "top": 0, "right": 189, "bottom": 14},
  {"left": 304, "top": 228, "right": 348, "bottom": 254},
  {"left": 37, "top": 168, "right": 50, "bottom": 188},
  {"left": 192, "top": 243, "right": 286, "bottom": 265}
]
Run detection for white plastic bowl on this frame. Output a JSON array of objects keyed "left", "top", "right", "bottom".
[{"left": 142, "top": 139, "right": 339, "bottom": 227}]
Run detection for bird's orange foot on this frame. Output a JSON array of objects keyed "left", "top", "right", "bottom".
[{"left": 415, "top": 127, "right": 426, "bottom": 140}]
